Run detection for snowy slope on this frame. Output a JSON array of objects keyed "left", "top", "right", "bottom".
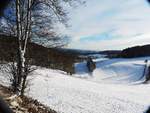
[
  {"left": 27, "top": 57, "right": 150, "bottom": 113},
  {"left": 75, "top": 57, "right": 150, "bottom": 84},
  {"left": 27, "top": 68, "right": 150, "bottom": 113},
  {"left": 1, "top": 57, "right": 150, "bottom": 113}
]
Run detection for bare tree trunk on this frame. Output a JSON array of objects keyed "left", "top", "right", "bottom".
[
  {"left": 20, "top": 0, "right": 32, "bottom": 96},
  {"left": 16, "top": 0, "right": 23, "bottom": 93},
  {"left": 16, "top": 0, "right": 32, "bottom": 96},
  {"left": 9, "top": 0, "right": 80, "bottom": 96}
]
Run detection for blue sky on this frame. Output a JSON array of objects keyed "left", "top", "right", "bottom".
[{"left": 58, "top": 0, "right": 150, "bottom": 50}]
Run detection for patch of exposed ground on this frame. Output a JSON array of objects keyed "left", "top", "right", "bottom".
[{"left": 0, "top": 85, "right": 57, "bottom": 113}]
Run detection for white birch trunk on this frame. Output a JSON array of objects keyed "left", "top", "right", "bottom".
[
  {"left": 16, "top": 0, "right": 23, "bottom": 92},
  {"left": 20, "top": 0, "right": 32, "bottom": 96},
  {"left": 16, "top": 0, "right": 32, "bottom": 95}
]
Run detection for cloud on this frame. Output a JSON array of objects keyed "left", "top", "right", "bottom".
[
  {"left": 62, "top": 0, "right": 150, "bottom": 50},
  {"left": 68, "top": 33, "right": 150, "bottom": 50}
]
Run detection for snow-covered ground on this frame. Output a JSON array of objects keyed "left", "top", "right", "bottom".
[
  {"left": 75, "top": 57, "right": 149, "bottom": 84},
  {"left": 1, "top": 57, "right": 150, "bottom": 113}
]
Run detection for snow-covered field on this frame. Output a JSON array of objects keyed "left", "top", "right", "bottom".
[
  {"left": 1, "top": 57, "right": 150, "bottom": 113},
  {"left": 75, "top": 57, "right": 148, "bottom": 84}
]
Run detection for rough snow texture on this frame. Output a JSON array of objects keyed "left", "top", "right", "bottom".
[
  {"left": 1, "top": 57, "right": 150, "bottom": 113},
  {"left": 26, "top": 57, "right": 150, "bottom": 113}
]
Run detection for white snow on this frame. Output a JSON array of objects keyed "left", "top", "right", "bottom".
[
  {"left": 1, "top": 57, "right": 150, "bottom": 113},
  {"left": 75, "top": 57, "right": 150, "bottom": 84}
]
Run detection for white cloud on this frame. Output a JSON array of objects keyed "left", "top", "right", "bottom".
[
  {"left": 68, "top": 33, "right": 150, "bottom": 50},
  {"left": 61, "top": 0, "right": 150, "bottom": 50}
]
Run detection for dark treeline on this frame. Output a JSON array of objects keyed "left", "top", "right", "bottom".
[
  {"left": 0, "top": 35, "right": 84, "bottom": 74},
  {"left": 119, "top": 45, "right": 150, "bottom": 58}
]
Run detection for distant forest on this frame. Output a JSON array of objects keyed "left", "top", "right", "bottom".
[
  {"left": 1, "top": 34, "right": 150, "bottom": 73},
  {"left": 119, "top": 45, "right": 150, "bottom": 58},
  {"left": 0, "top": 35, "right": 86, "bottom": 74}
]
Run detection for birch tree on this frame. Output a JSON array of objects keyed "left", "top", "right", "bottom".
[
  {"left": 1, "top": 0, "right": 83, "bottom": 96},
  {"left": 14, "top": 0, "right": 32, "bottom": 96}
]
